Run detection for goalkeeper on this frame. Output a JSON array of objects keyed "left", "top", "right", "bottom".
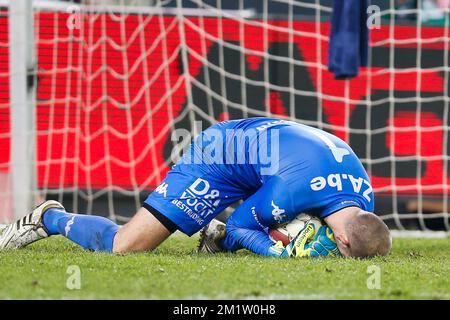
[{"left": 0, "top": 118, "right": 391, "bottom": 258}]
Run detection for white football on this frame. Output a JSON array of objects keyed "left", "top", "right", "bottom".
[{"left": 269, "top": 213, "right": 323, "bottom": 246}]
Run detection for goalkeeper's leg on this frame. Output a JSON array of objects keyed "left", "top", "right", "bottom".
[
  {"left": 0, "top": 200, "right": 172, "bottom": 253},
  {"left": 44, "top": 205, "right": 172, "bottom": 253}
]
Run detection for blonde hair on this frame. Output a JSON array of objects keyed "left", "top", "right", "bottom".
[{"left": 345, "top": 212, "right": 392, "bottom": 258}]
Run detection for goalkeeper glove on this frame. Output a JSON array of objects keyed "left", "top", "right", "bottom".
[
  {"left": 281, "top": 223, "right": 316, "bottom": 257},
  {"left": 267, "top": 241, "right": 286, "bottom": 257},
  {"left": 281, "top": 224, "right": 341, "bottom": 258},
  {"left": 299, "top": 225, "right": 341, "bottom": 258}
]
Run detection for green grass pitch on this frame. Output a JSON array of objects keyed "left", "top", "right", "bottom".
[{"left": 0, "top": 235, "right": 448, "bottom": 299}]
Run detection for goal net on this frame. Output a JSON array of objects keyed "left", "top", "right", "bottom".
[{"left": 1, "top": 0, "right": 449, "bottom": 234}]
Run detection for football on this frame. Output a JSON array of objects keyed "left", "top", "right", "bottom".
[{"left": 269, "top": 213, "right": 323, "bottom": 246}]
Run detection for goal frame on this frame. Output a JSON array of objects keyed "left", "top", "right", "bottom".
[{"left": 8, "top": 0, "right": 37, "bottom": 220}]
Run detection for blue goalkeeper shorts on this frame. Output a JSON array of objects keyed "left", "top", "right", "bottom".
[
  {"left": 143, "top": 163, "right": 249, "bottom": 236},
  {"left": 143, "top": 118, "right": 270, "bottom": 236}
]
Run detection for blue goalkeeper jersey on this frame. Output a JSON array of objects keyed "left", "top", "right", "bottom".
[{"left": 144, "top": 117, "right": 374, "bottom": 236}]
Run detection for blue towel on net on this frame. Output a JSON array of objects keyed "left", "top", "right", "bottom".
[{"left": 328, "top": 0, "right": 369, "bottom": 80}]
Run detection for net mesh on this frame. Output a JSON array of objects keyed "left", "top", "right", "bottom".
[{"left": 0, "top": 0, "right": 449, "bottom": 232}]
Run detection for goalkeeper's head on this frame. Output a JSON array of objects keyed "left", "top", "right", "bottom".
[{"left": 328, "top": 207, "right": 392, "bottom": 258}]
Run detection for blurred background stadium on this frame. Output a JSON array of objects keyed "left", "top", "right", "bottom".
[{"left": 0, "top": 0, "right": 449, "bottom": 236}]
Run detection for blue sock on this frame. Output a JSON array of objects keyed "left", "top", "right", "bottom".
[{"left": 43, "top": 208, "right": 119, "bottom": 252}]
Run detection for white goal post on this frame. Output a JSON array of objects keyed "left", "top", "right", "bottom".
[
  {"left": 1, "top": 0, "right": 449, "bottom": 236},
  {"left": 6, "top": 0, "right": 37, "bottom": 222}
]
